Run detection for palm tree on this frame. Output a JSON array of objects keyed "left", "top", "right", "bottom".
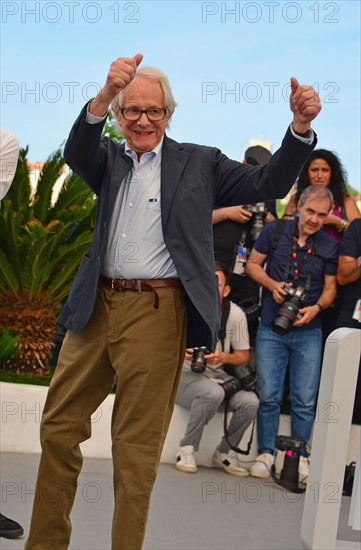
[{"left": 0, "top": 148, "right": 97, "bottom": 374}]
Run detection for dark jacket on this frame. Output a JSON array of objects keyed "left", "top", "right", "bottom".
[{"left": 60, "top": 102, "right": 317, "bottom": 350}]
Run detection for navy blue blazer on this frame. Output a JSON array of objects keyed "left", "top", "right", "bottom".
[{"left": 59, "top": 103, "right": 317, "bottom": 350}]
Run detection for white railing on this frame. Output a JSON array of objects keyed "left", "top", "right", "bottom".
[{"left": 301, "top": 327, "right": 361, "bottom": 550}]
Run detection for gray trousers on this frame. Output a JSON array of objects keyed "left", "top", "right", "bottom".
[{"left": 176, "top": 370, "right": 259, "bottom": 453}]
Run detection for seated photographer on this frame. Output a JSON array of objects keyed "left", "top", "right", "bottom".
[
  {"left": 213, "top": 145, "right": 277, "bottom": 347},
  {"left": 246, "top": 186, "right": 338, "bottom": 483},
  {"left": 175, "top": 262, "right": 259, "bottom": 477}
]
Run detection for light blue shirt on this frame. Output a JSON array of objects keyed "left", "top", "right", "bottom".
[{"left": 86, "top": 110, "right": 177, "bottom": 279}]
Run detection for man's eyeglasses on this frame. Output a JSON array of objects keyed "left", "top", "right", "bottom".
[{"left": 120, "top": 107, "right": 168, "bottom": 121}]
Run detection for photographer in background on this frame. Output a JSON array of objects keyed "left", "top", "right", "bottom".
[
  {"left": 246, "top": 186, "right": 338, "bottom": 483},
  {"left": 213, "top": 145, "right": 277, "bottom": 346},
  {"left": 175, "top": 262, "right": 259, "bottom": 477}
]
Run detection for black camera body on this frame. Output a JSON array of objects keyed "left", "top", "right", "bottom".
[
  {"left": 276, "top": 435, "right": 306, "bottom": 453},
  {"left": 191, "top": 350, "right": 256, "bottom": 399},
  {"left": 244, "top": 202, "right": 267, "bottom": 216},
  {"left": 272, "top": 285, "right": 306, "bottom": 335},
  {"left": 244, "top": 202, "right": 268, "bottom": 243},
  {"left": 190, "top": 346, "right": 208, "bottom": 373},
  {"left": 222, "top": 364, "right": 257, "bottom": 398}
]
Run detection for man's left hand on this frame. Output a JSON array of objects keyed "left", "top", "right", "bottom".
[
  {"left": 290, "top": 76, "right": 322, "bottom": 133},
  {"left": 293, "top": 304, "right": 320, "bottom": 326}
]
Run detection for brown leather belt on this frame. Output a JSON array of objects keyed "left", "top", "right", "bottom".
[{"left": 101, "top": 276, "right": 182, "bottom": 309}]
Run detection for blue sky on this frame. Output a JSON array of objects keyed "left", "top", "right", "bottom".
[{"left": 1, "top": 0, "right": 360, "bottom": 189}]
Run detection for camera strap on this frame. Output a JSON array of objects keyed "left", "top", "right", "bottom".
[
  {"left": 270, "top": 462, "right": 306, "bottom": 493},
  {"left": 218, "top": 298, "right": 255, "bottom": 456},
  {"left": 283, "top": 217, "right": 318, "bottom": 296},
  {"left": 266, "top": 218, "right": 319, "bottom": 297},
  {"left": 266, "top": 218, "right": 287, "bottom": 275},
  {"left": 223, "top": 401, "right": 256, "bottom": 456},
  {"left": 218, "top": 298, "right": 231, "bottom": 352}
]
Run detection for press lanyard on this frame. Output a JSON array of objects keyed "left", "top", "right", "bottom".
[{"left": 283, "top": 218, "right": 318, "bottom": 295}]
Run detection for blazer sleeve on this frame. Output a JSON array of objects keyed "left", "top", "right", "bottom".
[
  {"left": 213, "top": 126, "right": 317, "bottom": 206},
  {"left": 64, "top": 102, "right": 110, "bottom": 195}
]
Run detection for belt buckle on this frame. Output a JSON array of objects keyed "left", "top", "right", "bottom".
[{"left": 111, "top": 278, "right": 123, "bottom": 291}]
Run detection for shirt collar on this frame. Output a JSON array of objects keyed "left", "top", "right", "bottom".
[{"left": 124, "top": 137, "right": 164, "bottom": 169}]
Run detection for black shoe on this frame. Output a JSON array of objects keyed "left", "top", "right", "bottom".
[{"left": 0, "top": 513, "right": 24, "bottom": 539}]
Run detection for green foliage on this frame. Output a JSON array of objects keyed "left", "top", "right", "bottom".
[
  {"left": 0, "top": 368, "right": 54, "bottom": 386},
  {"left": 0, "top": 148, "right": 96, "bottom": 304},
  {"left": 102, "top": 110, "right": 125, "bottom": 144},
  {"left": 276, "top": 200, "right": 286, "bottom": 218},
  {"left": 0, "top": 329, "right": 21, "bottom": 364},
  {"left": 0, "top": 147, "right": 97, "bottom": 373}
]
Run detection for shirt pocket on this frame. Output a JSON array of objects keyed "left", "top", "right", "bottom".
[{"left": 143, "top": 201, "right": 163, "bottom": 244}]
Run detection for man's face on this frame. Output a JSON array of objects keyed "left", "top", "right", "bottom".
[
  {"left": 215, "top": 270, "right": 231, "bottom": 303},
  {"left": 297, "top": 195, "right": 331, "bottom": 236},
  {"left": 115, "top": 76, "right": 172, "bottom": 155}
]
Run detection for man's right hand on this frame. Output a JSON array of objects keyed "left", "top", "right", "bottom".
[
  {"left": 213, "top": 205, "right": 253, "bottom": 224},
  {"left": 271, "top": 281, "right": 291, "bottom": 304},
  {"left": 89, "top": 53, "right": 143, "bottom": 116}
]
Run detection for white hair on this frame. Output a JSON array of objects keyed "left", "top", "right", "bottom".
[{"left": 111, "top": 66, "right": 177, "bottom": 115}]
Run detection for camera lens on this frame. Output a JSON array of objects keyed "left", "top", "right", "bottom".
[
  {"left": 272, "top": 287, "right": 305, "bottom": 335},
  {"left": 272, "top": 303, "right": 299, "bottom": 335},
  {"left": 191, "top": 346, "right": 208, "bottom": 373},
  {"left": 222, "top": 377, "right": 243, "bottom": 398}
]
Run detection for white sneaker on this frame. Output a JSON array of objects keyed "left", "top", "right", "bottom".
[
  {"left": 212, "top": 449, "right": 249, "bottom": 477},
  {"left": 250, "top": 453, "right": 274, "bottom": 478},
  {"left": 176, "top": 445, "right": 198, "bottom": 473},
  {"left": 299, "top": 456, "right": 309, "bottom": 484}
]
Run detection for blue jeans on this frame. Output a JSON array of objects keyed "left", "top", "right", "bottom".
[{"left": 256, "top": 323, "right": 322, "bottom": 456}]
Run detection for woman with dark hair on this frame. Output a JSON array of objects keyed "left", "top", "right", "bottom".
[
  {"left": 284, "top": 149, "right": 360, "bottom": 343},
  {"left": 284, "top": 149, "right": 360, "bottom": 242}
]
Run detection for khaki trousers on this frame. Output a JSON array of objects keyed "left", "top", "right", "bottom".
[{"left": 25, "top": 285, "right": 186, "bottom": 550}]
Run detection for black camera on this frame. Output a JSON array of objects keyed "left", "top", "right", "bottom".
[
  {"left": 244, "top": 202, "right": 268, "bottom": 243},
  {"left": 190, "top": 346, "right": 208, "bottom": 373},
  {"left": 275, "top": 435, "right": 307, "bottom": 491},
  {"left": 272, "top": 285, "right": 306, "bottom": 335},
  {"left": 222, "top": 364, "right": 257, "bottom": 398}
]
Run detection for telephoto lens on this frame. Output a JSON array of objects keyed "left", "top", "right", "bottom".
[
  {"left": 272, "top": 286, "right": 306, "bottom": 335},
  {"left": 223, "top": 364, "right": 257, "bottom": 393},
  {"left": 280, "top": 450, "right": 301, "bottom": 489},
  {"left": 222, "top": 377, "right": 243, "bottom": 398}
]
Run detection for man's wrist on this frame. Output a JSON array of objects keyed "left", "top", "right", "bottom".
[
  {"left": 88, "top": 95, "right": 111, "bottom": 117},
  {"left": 315, "top": 302, "right": 324, "bottom": 312},
  {"left": 291, "top": 123, "right": 312, "bottom": 137}
]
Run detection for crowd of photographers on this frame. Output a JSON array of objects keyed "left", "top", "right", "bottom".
[{"left": 175, "top": 145, "right": 361, "bottom": 487}]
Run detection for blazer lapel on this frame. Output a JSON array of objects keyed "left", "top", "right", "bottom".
[
  {"left": 161, "top": 136, "right": 189, "bottom": 230},
  {"left": 108, "top": 144, "right": 133, "bottom": 215}
]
